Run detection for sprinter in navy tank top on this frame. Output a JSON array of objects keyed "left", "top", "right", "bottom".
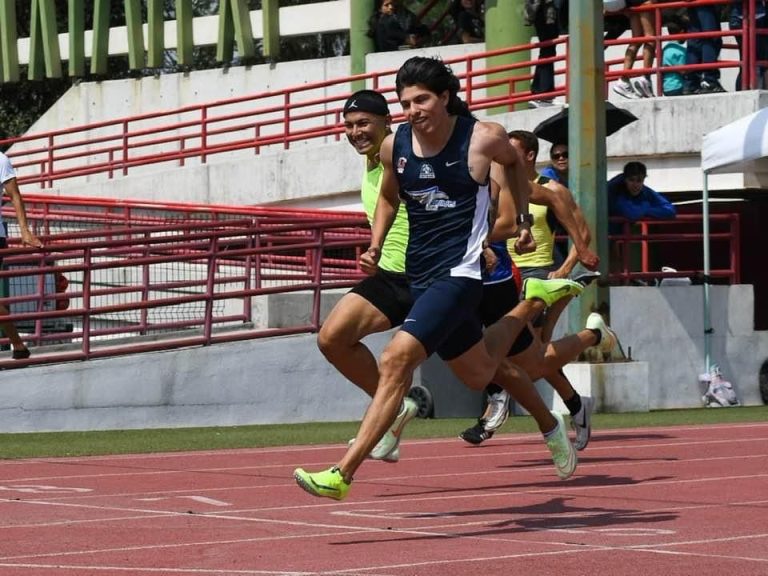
[{"left": 293, "top": 57, "right": 585, "bottom": 501}]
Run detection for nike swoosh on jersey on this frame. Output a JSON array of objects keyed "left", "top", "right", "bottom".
[{"left": 445, "top": 160, "right": 461, "bottom": 167}]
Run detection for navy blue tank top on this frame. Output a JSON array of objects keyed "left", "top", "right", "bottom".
[{"left": 392, "top": 116, "right": 490, "bottom": 289}]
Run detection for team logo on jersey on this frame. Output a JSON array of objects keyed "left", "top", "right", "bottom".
[
  {"left": 419, "top": 163, "right": 435, "bottom": 179},
  {"left": 396, "top": 157, "right": 407, "bottom": 174},
  {"left": 405, "top": 186, "right": 456, "bottom": 212}
]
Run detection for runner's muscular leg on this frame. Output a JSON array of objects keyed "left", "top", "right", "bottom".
[
  {"left": 317, "top": 293, "right": 392, "bottom": 397},
  {"left": 336, "top": 330, "right": 424, "bottom": 482}
]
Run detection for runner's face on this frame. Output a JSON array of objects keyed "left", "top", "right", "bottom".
[
  {"left": 398, "top": 84, "right": 449, "bottom": 134},
  {"left": 344, "top": 111, "right": 388, "bottom": 157}
]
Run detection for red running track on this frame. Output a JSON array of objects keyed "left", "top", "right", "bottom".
[{"left": 0, "top": 422, "right": 766, "bottom": 575}]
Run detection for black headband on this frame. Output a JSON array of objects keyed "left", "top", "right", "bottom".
[{"left": 343, "top": 90, "right": 389, "bottom": 117}]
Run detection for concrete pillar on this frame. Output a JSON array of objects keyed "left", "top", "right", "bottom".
[
  {"left": 485, "top": 0, "right": 531, "bottom": 113},
  {"left": 262, "top": 0, "right": 280, "bottom": 61},
  {"left": 68, "top": 0, "right": 85, "bottom": 77},
  {"left": 350, "top": 0, "right": 375, "bottom": 90}
]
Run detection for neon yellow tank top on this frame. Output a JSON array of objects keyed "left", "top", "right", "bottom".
[
  {"left": 361, "top": 162, "right": 409, "bottom": 273},
  {"left": 509, "top": 175, "right": 555, "bottom": 268}
]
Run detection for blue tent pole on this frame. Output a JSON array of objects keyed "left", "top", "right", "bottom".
[{"left": 702, "top": 172, "right": 712, "bottom": 373}]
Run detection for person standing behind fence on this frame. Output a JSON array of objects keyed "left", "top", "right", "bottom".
[
  {"left": 662, "top": 11, "right": 688, "bottom": 96},
  {"left": 525, "top": 0, "right": 567, "bottom": 107},
  {"left": 316, "top": 90, "right": 418, "bottom": 464},
  {"left": 368, "top": 0, "right": 429, "bottom": 52},
  {"left": 730, "top": 0, "right": 768, "bottom": 90},
  {"left": 684, "top": 3, "right": 726, "bottom": 94},
  {"left": 450, "top": 0, "right": 485, "bottom": 44},
  {"left": 612, "top": 0, "right": 657, "bottom": 99},
  {"left": 0, "top": 150, "right": 43, "bottom": 361}
]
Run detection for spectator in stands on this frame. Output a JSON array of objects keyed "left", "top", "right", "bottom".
[
  {"left": 684, "top": 3, "right": 725, "bottom": 94},
  {"left": 525, "top": 0, "right": 567, "bottom": 107},
  {"left": 0, "top": 150, "right": 43, "bottom": 361},
  {"left": 451, "top": 0, "right": 484, "bottom": 44},
  {"left": 541, "top": 141, "right": 568, "bottom": 185},
  {"left": 662, "top": 11, "right": 688, "bottom": 96},
  {"left": 730, "top": 0, "right": 768, "bottom": 90},
  {"left": 608, "top": 161, "right": 676, "bottom": 222},
  {"left": 612, "top": 0, "right": 657, "bottom": 99},
  {"left": 368, "top": 0, "right": 429, "bottom": 52}
]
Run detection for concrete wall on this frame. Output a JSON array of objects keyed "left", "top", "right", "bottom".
[{"left": 0, "top": 285, "right": 764, "bottom": 433}]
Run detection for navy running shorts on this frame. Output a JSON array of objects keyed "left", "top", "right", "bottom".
[{"left": 401, "top": 276, "right": 484, "bottom": 361}]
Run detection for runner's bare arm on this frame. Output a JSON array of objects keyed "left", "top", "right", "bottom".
[{"left": 361, "top": 135, "right": 400, "bottom": 274}]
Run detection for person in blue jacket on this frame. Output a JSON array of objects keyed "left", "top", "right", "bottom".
[
  {"left": 608, "top": 161, "right": 676, "bottom": 222},
  {"left": 608, "top": 161, "right": 676, "bottom": 275}
]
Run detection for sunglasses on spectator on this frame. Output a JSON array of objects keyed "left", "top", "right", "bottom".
[{"left": 551, "top": 152, "right": 569, "bottom": 160}]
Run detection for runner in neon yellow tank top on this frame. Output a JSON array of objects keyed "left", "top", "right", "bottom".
[
  {"left": 360, "top": 161, "right": 408, "bottom": 273},
  {"left": 316, "top": 90, "right": 417, "bottom": 466}
]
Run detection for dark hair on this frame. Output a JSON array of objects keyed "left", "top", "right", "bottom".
[
  {"left": 395, "top": 57, "right": 473, "bottom": 118},
  {"left": 507, "top": 129, "right": 539, "bottom": 157},
  {"left": 623, "top": 161, "right": 647, "bottom": 179}
]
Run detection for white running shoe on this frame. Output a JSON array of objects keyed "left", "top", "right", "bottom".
[
  {"left": 571, "top": 396, "right": 594, "bottom": 451},
  {"left": 612, "top": 79, "right": 639, "bottom": 99},
  {"left": 348, "top": 397, "right": 418, "bottom": 463},
  {"left": 632, "top": 76, "right": 654, "bottom": 98},
  {"left": 483, "top": 390, "right": 510, "bottom": 432},
  {"left": 586, "top": 312, "right": 618, "bottom": 356},
  {"left": 545, "top": 412, "right": 577, "bottom": 479}
]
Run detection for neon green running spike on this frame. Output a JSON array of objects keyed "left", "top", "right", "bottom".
[
  {"left": 294, "top": 466, "right": 351, "bottom": 500},
  {"left": 522, "top": 278, "right": 583, "bottom": 307}
]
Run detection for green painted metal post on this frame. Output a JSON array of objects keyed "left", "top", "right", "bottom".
[
  {"left": 147, "top": 0, "right": 164, "bottom": 68},
  {"left": 216, "top": 0, "right": 255, "bottom": 63},
  {"left": 91, "top": 0, "right": 109, "bottom": 75},
  {"left": 350, "top": 0, "right": 374, "bottom": 91},
  {"left": 125, "top": 0, "right": 145, "bottom": 70},
  {"left": 485, "top": 0, "right": 531, "bottom": 113},
  {"left": 27, "top": 0, "right": 61, "bottom": 80},
  {"left": 262, "top": 0, "right": 280, "bottom": 61},
  {"left": 567, "top": 4, "right": 608, "bottom": 332},
  {"left": 176, "top": 0, "right": 194, "bottom": 67},
  {"left": 230, "top": 0, "right": 255, "bottom": 60},
  {"left": 0, "top": 0, "right": 20, "bottom": 82},
  {"left": 68, "top": 0, "right": 85, "bottom": 77}
]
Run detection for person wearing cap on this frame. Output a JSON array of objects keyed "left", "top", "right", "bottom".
[
  {"left": 0, "top": 150, "right": 43, "bottom": 361},
  {"left": 316, "top": 90, "right": 419, "bottom": 463}
]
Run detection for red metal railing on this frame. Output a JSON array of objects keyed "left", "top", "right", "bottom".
[
  {"left": 0, "top": 0, "right": 756, "bottom": 191},
  {"left": 0, "top": 196, "right": 741, "bottom": 370},
  {"left": 609, "top": 213, "right": 741, "bottom": 285}
]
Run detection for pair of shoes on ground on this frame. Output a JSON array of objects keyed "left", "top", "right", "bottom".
[
  {"left": 529, "top": 98, "right": 555, "bottom": 108},
  {"left": 294, "top": 397, "right": 419, "bottom": 500},
  {"left": 613, "top": 77, "right": 654, "bottom": 99}
]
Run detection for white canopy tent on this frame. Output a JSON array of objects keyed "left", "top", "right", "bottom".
[{"left": 700, "top": 107, "right": 768, "bottom": 371}]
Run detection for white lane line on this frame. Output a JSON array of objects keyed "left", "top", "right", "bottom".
[
  {"left": 0, "top": 436, "right": 765, "bottom": 487},
  {"left": 0, "top": 421, "right": 765, "bottom": 469}
]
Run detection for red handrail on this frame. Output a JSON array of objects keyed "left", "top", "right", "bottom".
[{"left": 0, "top": 0, "right": 754, "bottom": 191}]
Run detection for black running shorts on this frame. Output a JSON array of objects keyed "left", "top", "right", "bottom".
[
  {"left": 349, "top": 268, "right": 413, "bottom": 327},
  {"left": 479, "top": 277, "right": 534, "bottom": 357}
]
